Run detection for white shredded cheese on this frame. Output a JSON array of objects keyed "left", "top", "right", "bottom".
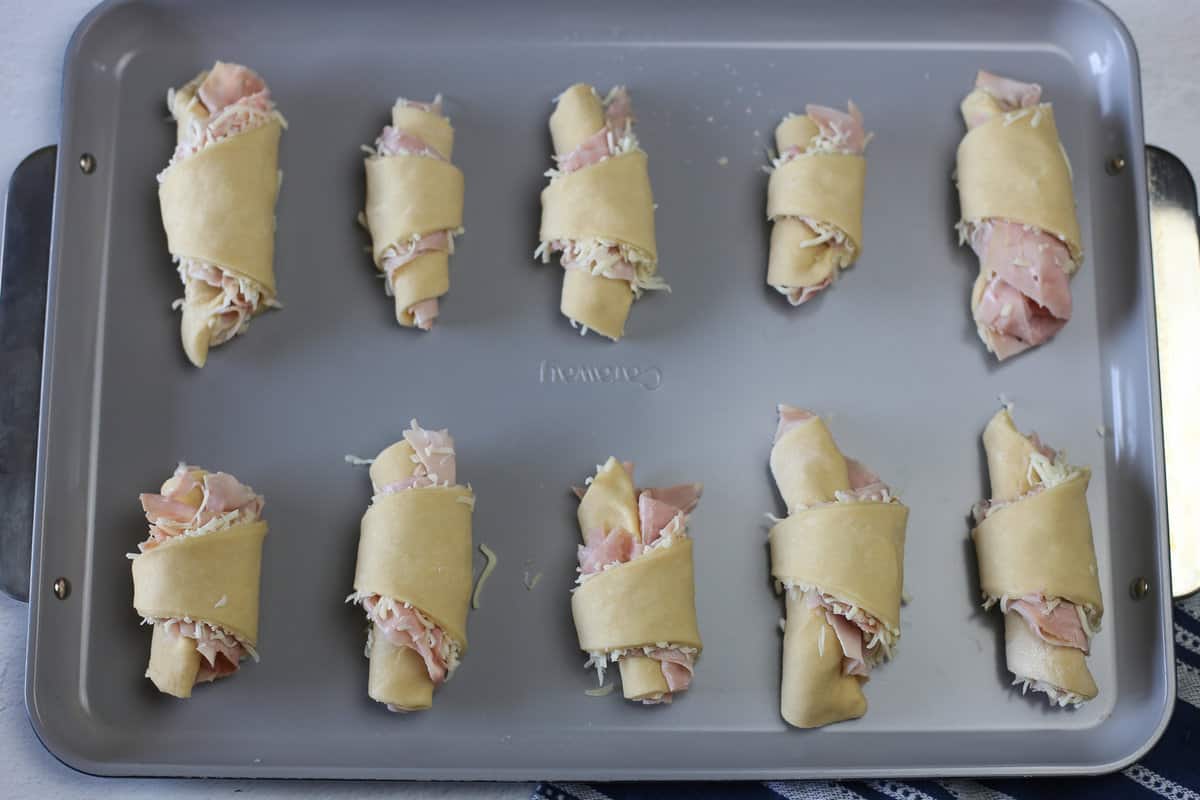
[{"left": 472, "top": 543, "right": 498, "bottom": 609}]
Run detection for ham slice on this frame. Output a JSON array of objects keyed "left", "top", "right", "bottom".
[
  {"left": 805, "top": 101, "right": 868, "bottom": 155},
  {"left": 578, "top": 527, "right": 637, "bottom": 576},
  {"left": 363, "top": 596, "right": 452, "bottom": 685},
  {"left": 197, "top": 62, "right": 267, "bottom": 115},
  {"left": 974, "top": 70, "right": 1042, "bottom": 111},
  {"left": 1008, "top": 595, "right": 1090, "bottom": 652},
  {"left": 645, "top": 646, "right": 695, "bottom": 693}
]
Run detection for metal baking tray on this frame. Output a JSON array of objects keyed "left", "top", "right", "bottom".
[{"left": 0, "top": 0, "right": 1183, "bottom": 780}]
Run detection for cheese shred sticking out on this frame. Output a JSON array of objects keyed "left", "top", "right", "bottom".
[
  {"left": 343, "top": 454, "right": 375, "bottom": 466},
  {"left": 584, "top": 684, "right": 615, "bottom": 697},
  {"left": 472, "top": 543, "right": 498, "bottom": 609}
]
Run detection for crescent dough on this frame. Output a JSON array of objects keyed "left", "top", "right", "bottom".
[
  {"left": 364, "top": 156, "right": 464, "bottom": 264},
  {"left": 1004, "top": 611, "right": 1098, "bottom": 699},
  {"left": 769, "top": 417, "right": 849, "bottom": 511},
  {"left": 391, "top": 106, "right": 455, "bottom": 160},
  {"left": 577, "top": 456, "right": 639, "bottom": 538},
  {"left": 973, "top": 472, "right": 1102, "bottom": 613},
  {"left": 355, "top": 487, "right": 474, "bottom": 648},
  {"left": 767, "top": 217, "right": 842, "bottom": 293},
  {"left": 767, "top": 154, "right": 866, "bottom": 253},
  {"left": 551, "top": 84, "right": 607, "bottom": 154},
  {"left": 781, "top": 592, "right": 867, "bottom": 728},
  {"left": 560, "top": 268, "right": 634, "bottom": 341},
  {"left": 146, "top": 623, "right": 203, "bottom": 699},
  {"left": 572, "top": 539, "right": 703, "bottom": 652},
  {"left": 132, "top": 521, "right": 269, "bottom": 646},
  {"left": 540, "top": 151, "right": 658, "bottom": 260},
  {"left": 390, "top": 251, "right": 450, "bottom": 327},
  {"left": 368, "top": 626, "right": 435, "bottom": 711},
  {"left": 770, "top": 503, "right": 908, "bottom": 633},
  {"left": 159, "top": 120, "right": 283, "bottom": 294},
  {"left": 956, "top": 105, "right": 1082, "bottom": 263},
  {"left": 982, "top": 406, "right": 1043, "bottom": 501}
]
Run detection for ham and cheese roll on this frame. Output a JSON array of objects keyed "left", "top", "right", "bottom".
[
  {"left": 766, "top": 103, "right": 870, "bottom": 305},
  {"left": 536, "top": 84, "right": 665, "bottom": 341},
  {"left": 158, "top": 62, "right": 285, "bottom": 367},
  {"left": 347, "top": 420, "right": 474, "bottom": 712},
  {"left": 362, "top": 96, "right": 465, "bottom": 330},
  {"left": 767, "top": 406, "right": 908, "bottom": 728},
  {"left": 971, "top": 408, "right": 1103, "bottom": 706},
  {"left": 956, "top": 71, "right": 1083, "bottom": 360},
  {"left": 130, "top": 465, "right": 267, "bottom": 698},
  {"left": 571, "top": 458, "right": 702, "bottom": 703}
]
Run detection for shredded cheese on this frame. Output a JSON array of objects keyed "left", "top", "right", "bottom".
[{"left": 472, "top": 543, "right": 498, "bottom": 609}]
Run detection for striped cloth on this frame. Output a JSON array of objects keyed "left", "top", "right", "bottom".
[{"left": 535, "top": 595, "right": 1200, "bottom": 800}]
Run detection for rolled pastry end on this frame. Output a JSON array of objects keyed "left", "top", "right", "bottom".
[
  {"left": 560, "top": 268, "right": 634, "bottom": 341},
  {"left": 391, "top": 251, "right": 450, "bottom": 328},
  {"left": 146, "top": 622, "right": 202, "bottom": 699},
  {"left": 781, "top": 593, "right": 867, "bottom": 728},
  {"left": 367, "top": 625, "right": 435, "bottom": 712},
  {"left": 981, "top": 406, "right": 1041, "bottom": 501},
  {"left": 619, "top": 655, "right": 670, "bottom": 702},
  {"left": 1004, "top": 611, "right": 1097, "bottom": 704},
  {"left": 550, "top": 84, "right": 606, "bottom": 155},
  {"left": 179, "top": 283, "right": 219, "bottom": 368},
  {"left": 767, "top": 217, "right": 843, "bottom": 301}
]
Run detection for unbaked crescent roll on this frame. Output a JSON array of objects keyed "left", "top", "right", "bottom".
[
  {"left": 956, "top": 71, "right": 1083, "bottom": 361},
  {"left": 766, "top": 103, "right": 869, "bottom": 306},
  {"left": 971, "top": 407, "right": 1102, "bottom": 706},
  {"left": 362, "top": 96, "right": 465, "bottom": 330},
  {"left": 537, "top": 84, "right": 664, "bottom": 341},
  {"left": 158, "top": 62, "right": 285, "bottom": 368},
  {"left": 130, "top": 465, "right": 267, "bottom": 698},
  {"left": 348, "top": 420, "right": 475, "bottom": 712},
  {"left": 767, "top": 406, "right": 907, "bottom": 728},
  {"left": 571, "top": 458, "right": 702, "bottom": 703}
]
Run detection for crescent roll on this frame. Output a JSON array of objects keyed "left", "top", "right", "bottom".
[
  {"left": 158, "top": 62, "right": 285, "bottom": 367},
  {"left": 767, "top": 406, "right": 907, "bottom": 728},
  {"left": 571, "top": 458, "right": 703, "bottom": 703},
  {"left": 131, "top": 465, "right": 267, "bottom": 698},
  {"left": 362, "top": 95, "right": 465, "bottom": 330},
  {"left": 537, "top": 84, "right": 665, "bottom": 341},
  {"left": 956, "top": 70, "right": 1083, "bottom": 360},
  {"left": 766, "top": 103, "right": 870, "bottom": 305},
  {"left": 971, "top": 407, "right": 1102, "bottom": 706},
  {"left": 348, "top": 420, "right": 475, "bottom": 712}
]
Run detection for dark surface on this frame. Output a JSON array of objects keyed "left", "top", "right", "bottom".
[{"left": 0, "top": 145, "right": 54, "bottom": 603}]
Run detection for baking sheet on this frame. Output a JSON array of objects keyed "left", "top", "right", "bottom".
[{"left": 25, "top": 0, "right": 1172, "bottom": 779}]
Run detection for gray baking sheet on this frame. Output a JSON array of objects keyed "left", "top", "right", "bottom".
[{"left": 24, "top": 0, "right": 1172, "bottom": 779}]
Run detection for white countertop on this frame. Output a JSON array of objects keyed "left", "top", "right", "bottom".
[{"left": 1, "top": 1, "right": 1196, "bottom": 796}]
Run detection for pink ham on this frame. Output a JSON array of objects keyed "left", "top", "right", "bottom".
[
  {"left": 558, "top": 242, "right": 638, "bottom": 283},
  {"left": 774, "top": 404, "right": 816, "bottom": 442},
  {"left": 197, "top": 62, "right": 267, "bottom": 115},
  {"left": 974, "top": 70, "right": 1042, "bottom": 112},
  {"left": 376, "top": 126, "right": 446, "bottom": 161},
  {"left": 640, "top": 483, "right": 703, "bottom": 515},
  {"left": 645, "top": 646, "right": 695, "bottom": 693},
  {"left": 823, "top": 610, "right": 869, "bottom": 677},
  {"left": 140, "top": 493, "right": 198, "bottom": 524},
  {"left": 202, "top": 471, "right": 262, "bottom": 514},
  {"left": 577, "top": 527, "right": 637, "bottom": 576},
  {"left": 782, "top": 280, "right": 832, "bottom": 307},
  {"left": 363, "top": 596, "right": 451, "bottom": 685},
  {"left": 805, "top": 101, "right": 868, "bottom": 155},
  {"left": 1008, "top": 595, "right": 1090, "bottom": 653},
  {"left": 555, "top": 130, "right": 612, "bottom": 174}
]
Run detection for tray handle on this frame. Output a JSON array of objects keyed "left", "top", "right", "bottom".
[
  {"left": 1147, "top": 146, "right": 1200, "bottom": 599},
  {"left": 0, "top": 146, "right": 55, "bottom": 603}
]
